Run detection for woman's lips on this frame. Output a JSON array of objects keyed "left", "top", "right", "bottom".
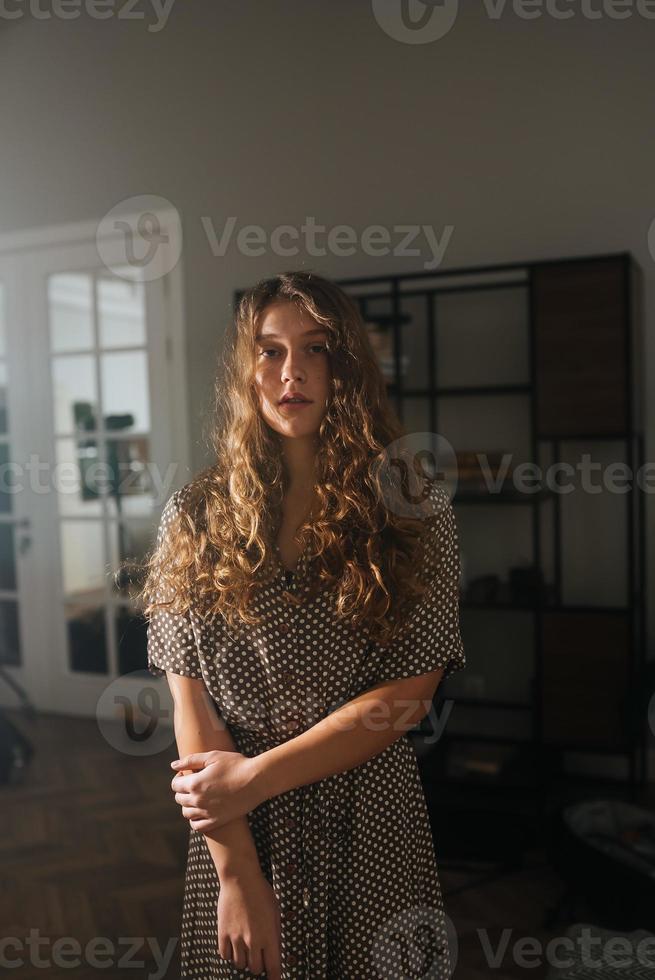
[{"left": 279, "top": 400, "right": 313, "bottom": 410}]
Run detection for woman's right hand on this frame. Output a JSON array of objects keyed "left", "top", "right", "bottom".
[{"left": 216, "top": 866, "right": 282, "bottom": 979}]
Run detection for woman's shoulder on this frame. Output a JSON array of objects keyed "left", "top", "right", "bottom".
[
  {"left": 159, "top": 483, "right": 190, "bottom": 521},
  {"left": 427, "top": 480, "right": 453, "bottom": 512},
  {"left": 161, "top": 473, "right": 215, "bottom": 519},
  {"left": 416, "top": 481, "right": 455, "bottom": 533},
  {"left": 416, "top": 482, "right": 458, "bottom": 568},
  {"left": 155, "top": 481, "right": 204, "bottom": 547}
]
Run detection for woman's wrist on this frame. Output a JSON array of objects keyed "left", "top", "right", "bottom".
[
  {"left": 204, "top": 827, "right": 263, "bottom": 884},
  {"left": 216, "top": 853, "right": 265, "bottom": 885},
  {"left": 247, "top": 747, "right": 282, "bottom": 804}
]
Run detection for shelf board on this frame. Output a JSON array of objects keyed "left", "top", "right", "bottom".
[
  {"left": 451, "top": 697, "right": 532, "bottom": 711},
  {"left": 454, "top": 487, "right": 554, "bottom": 504},
  {"left": 436, "top": 383, "right": 532, "bottom": 396},
  {"left": 385, "top": 383, "right": 532, "bottom": 396},
  {"left": 431, "top": 731, "right": 634, "bottom": 756},
  {"left": 461, "top": 598, "right": 543, "bottom": 610},
  {"left": 439, "top": 732, "right": 531, "bottom": 746},
  {"left": 460, "top": 598, "right": 630, "bottom": 614},
  {"left": 541, "top": 738, "right": 634, "bottom": 755},
  {"left": 433, "top": 774, "right": 540, "bottom": 791}
]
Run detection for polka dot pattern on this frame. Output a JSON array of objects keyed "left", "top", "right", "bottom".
[{"left": 148, "top": 483, "right": 466, "bottom": 978}]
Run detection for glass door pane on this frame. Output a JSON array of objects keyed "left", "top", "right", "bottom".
[
  {"left": 47, "top": 269, "right": 158, "bottom": 677},
  {"left": 6, "top": 209, "right": 187, "bottom": 717}
]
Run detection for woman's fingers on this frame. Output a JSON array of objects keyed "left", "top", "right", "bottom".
[
  {"left": 189, "top": 817, "right": 216, "bottom": 832},
  {"left": 180, "top": 804, "right": 210, "bottom": 820},
  {"left": 247, "top": 945, "right": 265, "bottom": 976},
  {"left": 218, "top": 935, "right": 232, "bottom": 965},
  {"left": 230, "top": 936, "right": 248, "bottom": 971},
  {"left": 262, "top": 940, "right": 282, "bottom": 980},
  {"left": 174, "top": 791, "right": 200, "bottom": 807}
]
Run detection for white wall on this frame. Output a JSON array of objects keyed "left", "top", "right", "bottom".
[{"left": 0, "top": 0, "right": 652, "bottom": 667}]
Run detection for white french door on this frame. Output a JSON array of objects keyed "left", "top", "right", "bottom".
[{"left": 0, "top": 209, "right": 190, "bottom": 717}]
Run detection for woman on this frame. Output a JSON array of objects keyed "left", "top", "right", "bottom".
[{"left": 141, "top": 270, "right": 466, "bottom": 979}]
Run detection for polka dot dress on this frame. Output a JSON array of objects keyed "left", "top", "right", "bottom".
[{"left": 147, "top": 482, "right": 466, "bottom": 979}]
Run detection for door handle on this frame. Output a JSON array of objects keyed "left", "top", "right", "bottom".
[
  {"left": 18, "top": 532, "right": 32, "bottom": 555},
  {"left": 14, "top": 517, "right": 32, "bottom": 555}
]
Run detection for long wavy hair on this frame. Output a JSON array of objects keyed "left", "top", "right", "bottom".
[{"left": 136, "top": 270, "right": 440, "bottom": 646}]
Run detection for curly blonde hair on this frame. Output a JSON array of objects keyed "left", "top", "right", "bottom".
[{"left": 137, "top": 270, "right": 442, "bottom": 646}]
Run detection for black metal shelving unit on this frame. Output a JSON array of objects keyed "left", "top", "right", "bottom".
[
  {"left": 234, "top": 253, "right": 647, "bottom": 860},
  {"left": 333, "top": 252, "right": 647, "bottom": 857}
]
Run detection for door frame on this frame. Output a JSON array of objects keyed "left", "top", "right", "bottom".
[{"left": 0, "top": 206, "right": 191, "bottom": 716}]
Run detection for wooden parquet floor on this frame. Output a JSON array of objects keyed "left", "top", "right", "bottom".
[
  {"left": 1, "top": 709, "right": 186, "bottom": 978},
  {"left": 1, "top": 708, "right": 591, "bottom": 979}
]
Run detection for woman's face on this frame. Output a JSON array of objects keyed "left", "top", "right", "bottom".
[{"left": 253, "top": 300, "right": 331, "bottom": 439}]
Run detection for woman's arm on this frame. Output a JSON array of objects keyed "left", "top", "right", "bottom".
[
  {"left": 253, "top": 668, "right": 443, "bottom": 799},
  {"left": 171, "top": 669, "right": 444, "bottom": 832},
  {"left": 166, "top": 672, "right": 262, "bottom": 880}
]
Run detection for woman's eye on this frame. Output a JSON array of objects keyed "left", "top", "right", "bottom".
[{"left": 259, "top": 345, "right": 327, "bottom": 357}]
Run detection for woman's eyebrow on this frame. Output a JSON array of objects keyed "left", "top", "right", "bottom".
[{"left": 256, "top": 328, "right": 327, "bottom": 341}]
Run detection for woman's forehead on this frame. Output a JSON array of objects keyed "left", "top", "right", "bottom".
[{"left": 256, "top": 300, "right": 327, "bottom": 340}]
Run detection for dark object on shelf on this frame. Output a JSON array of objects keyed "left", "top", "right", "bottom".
[
  {"left": 466, "top": 574, "right": 500, "bottom": 603},
  {"left": 363, "top": 312, "right": 412, "bottom": 331},
  {"left": 463, "top": 579, "right": 559, "bottom": 609},
  {"left": 508, "top": 564, "right": 543, "bottom": 604},
  {"left": 446, "top": 738, "right": 536, "bottom": 786},
  {"left": 548, "top": 799, "right": 655, "bottom": 930},
  {"left": 445, "top": 449, "right": 511, "bottom": 490}
]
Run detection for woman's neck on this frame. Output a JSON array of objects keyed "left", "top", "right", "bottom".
[{"left": 280, "top": 436, "right": 318, "bottom": 494}]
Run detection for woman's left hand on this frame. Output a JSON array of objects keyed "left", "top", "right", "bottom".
[{"left": 170, "top": 750, "right": 262, "bottom": 832}]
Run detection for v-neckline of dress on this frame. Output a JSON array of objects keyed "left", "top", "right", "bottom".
[
  {"left": 272, "top": 536, "right": 309, "bottom": 578},
  {"left": 273, "top": 542, "right": 307, "bottom": 578},
  {"left": 273, "top": 498, "right": 317, "bottom": 578}
]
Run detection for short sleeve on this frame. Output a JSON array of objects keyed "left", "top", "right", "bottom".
[
  {"left": 372, "top": 485, "right": 466, "bottom": 685},
  {"left": 146, "top": 490, "right": 203, "bottom": 681}
]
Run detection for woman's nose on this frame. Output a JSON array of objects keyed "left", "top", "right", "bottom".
[{"left": 281, "top": 353, "right": 305, "bottom": 381}]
